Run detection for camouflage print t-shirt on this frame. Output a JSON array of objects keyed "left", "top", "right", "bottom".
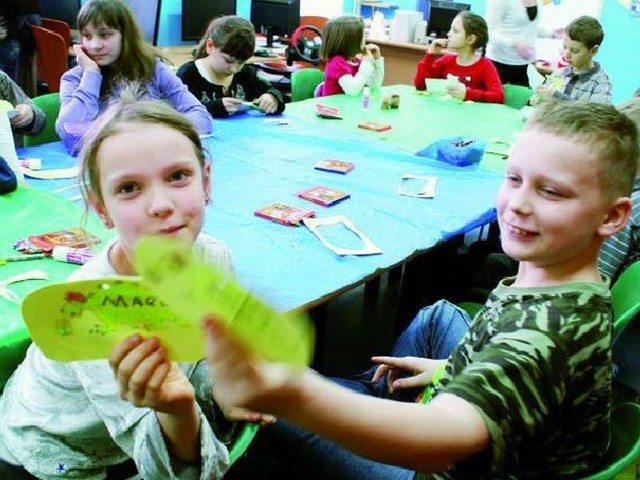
[{"left": 418, "top": 278, "right": 612, "bottom": 479}]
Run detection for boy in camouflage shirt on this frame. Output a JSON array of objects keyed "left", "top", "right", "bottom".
[{"left": 201, "top": 101, "right": 638, "bottom": 478}]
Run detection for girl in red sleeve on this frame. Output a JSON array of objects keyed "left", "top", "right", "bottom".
[{"left": 414, "top": 11, "right": 505, "bottom": 104}]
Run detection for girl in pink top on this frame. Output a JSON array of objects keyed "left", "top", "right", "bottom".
[
  {"left": 414, "top": 11, "right": 505, "bottom": 104},
  {"left": 318, "top": 15, "right": 384, "bottom": 97}
]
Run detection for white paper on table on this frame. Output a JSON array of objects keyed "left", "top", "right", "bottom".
[
  {"left": 398, "top": 174, "right": 438, "bottom": 198},
  {"left": 22, "top": 166, "right": 79, "bottom": 179},
  {"left": 302, "top": 215, "right": 382, "bottom": 256}
]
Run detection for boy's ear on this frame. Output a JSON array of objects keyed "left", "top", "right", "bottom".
[
  {"left": 597, "top": 197, "right": 632, "bottom": 238},
  {"left": 590, "top": 44, "right": 600, "bottom": 56}
]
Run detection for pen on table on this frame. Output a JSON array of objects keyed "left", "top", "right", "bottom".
[{"left": 0, "top": 254, "right": 48, "bottom": 265}]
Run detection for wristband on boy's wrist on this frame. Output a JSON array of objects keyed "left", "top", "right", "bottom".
[{"left": 418, "top": 362, "right": 447, "bottom": 405}]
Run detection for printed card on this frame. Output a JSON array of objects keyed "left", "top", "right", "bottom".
[
  {"left": 314, "top": 159, "right": 354, "bottom": 174},
  {"left": 255, "top": 202, "right": 316, "bottom": 226},
  {"left": 358, "top": 122, "right": 392, "bottom": 132},
  {"left": 298, "top": 186, "right": 350, "bottom": 207},
  {"left": 315, "top": 104, "right": 343, "bottom": 119}
]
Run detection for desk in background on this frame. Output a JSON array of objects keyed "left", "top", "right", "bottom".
[
  {"left": 285, "top": 84, "right": 523, "bottom": 172},
  {"left": 368, "top": 39, "right": 429, "bottom": 86}
]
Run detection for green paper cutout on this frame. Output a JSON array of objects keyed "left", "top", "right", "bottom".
[
  {"left": 22, "top": 238, "right": 314, "bottom": 365},
  {"left": 134, "top": 236, "right": 314, "bottom": 366}
]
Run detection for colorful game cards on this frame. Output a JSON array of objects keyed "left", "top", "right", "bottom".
[
  {"left": 254, "top": 202, "right": 316, "bottom": 226},
  {"left": 298, "top": 186, "right": 350, "bottom": 207},
  {"left": 314, "top": 159, "right": 354, "bottom": 174}
]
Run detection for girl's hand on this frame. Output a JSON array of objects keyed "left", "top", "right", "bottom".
[
  {"left": 447, "top": 82, "right": 466, "bottom": 100},
  {"left": 365, "top": 43, "right": 381, "bottom": 60},
  {"left": 10, "top": 104, "right": 34, "bottom": 128},
  {"left": 256, "top": 93, "right": 278, "bottom": 114},
  {"left": 428, "top": 39, "right": 448, "bottom": 56},
  {"left": 371, "top": 356, "right": 443, "bottom": 394},
  {"left": 109, "top": 335, "right": 195, "bottom": 415},
  {"left": 223, "top": 97, "right": 244, "bottom": 115},
  {"left": 73, "top": 44, "right": 100, "bottom": 73},
  {"left": 202, "top": 315, "right": 297, "bottom": 414}
]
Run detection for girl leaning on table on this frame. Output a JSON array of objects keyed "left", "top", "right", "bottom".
[
  {"left": 414, "top": 11, "right": 505, "bottom": 104},
  {"left": 177, "top": 15, "right": 285, "bottom": 118},
  {"left": 55, "top": 0, "right": 211, "bottom": 155},
  {"left": 0, "top": 88, "right": 271, "bottom": 479},
  {"left": 317, "top": 15, "right": 385, "bottom": 97}
]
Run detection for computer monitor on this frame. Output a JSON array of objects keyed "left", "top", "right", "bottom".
[
  {"left": 124, "top": 0, "right": 162, "bottom": 46},
  {"left": 250, "top": 0, "right": 300, "bottom": 48},
  {"left": 427, "top": 1, "right": 471, "bottom": 39},
  {"left": 40, "top": 0, "right": 81, "bottom": 29},
  {"left": 181, "top": 0, "right": 237, "bottom": 42}
]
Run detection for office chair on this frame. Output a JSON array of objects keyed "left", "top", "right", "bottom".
[
  {"left": 291, "top": 68, "right": 324, "bottom": 102},
  {"left": 22, "top": 93, "right": 61, "bottom": 147},
  {"left": 579, "top": 402, "right": 640, "bottom": 480},
  {"left": 31, "top": 25, "right": 68, "bottom": 93}
]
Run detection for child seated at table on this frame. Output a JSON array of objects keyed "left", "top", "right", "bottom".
[
  {"left": 55, "top": 0, "right": 211, "bottom": 155},
  {"left": 202, "top": 100, "right": 637, "bottom": 478},
  {"left": 317, "top": 15, "right": 384, "bottom": 97},
  {"left": 0, "top": 70, "right": 45, "bottom": 139},
  {"left": 0, "top": 89, "right": 254, "bottom": 479},
  {"left": 414, "top": 11, "right": 504, "bottom": 104},
  {"left": 177, "top": 16, "right": 284, "bottom": 118},
  {"left": 533, "top": 16, "right": 611, "bottom": 104}
]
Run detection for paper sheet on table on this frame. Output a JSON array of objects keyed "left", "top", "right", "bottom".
[
  {"left": 22, "top": 238, "right": 314, "bottom": 365},
  {"left": 302, "top": 215, "right": 382, "bottom": 256},
  {"left": 22, "top": 166, "right": 79, "bottom": 179},
  {"left": 398, "top": 174, "right": 438, "bottom": 198}
]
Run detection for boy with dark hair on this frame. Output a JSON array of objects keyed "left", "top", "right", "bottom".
[
  {"left": 202, "top": 100, "right": 637, "bottom": 478},
  {"left": 535, "top": 15, "right": 611, "bottom": 104}
]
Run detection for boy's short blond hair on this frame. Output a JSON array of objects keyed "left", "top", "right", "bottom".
[
  {"left": 527, "top": 101, "right": 638, "bottom": 201},
  {"left": 567, "top": 15, "right": 604, "bottom": 50}
]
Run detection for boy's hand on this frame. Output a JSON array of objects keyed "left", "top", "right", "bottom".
[
  {"left": 256, "top": 93, "right": 278, "bottom": 114},
  {"left": 371, "top": 356, "right": 444, "bottom": 394},
  {"left": 73, "top": 44, "right": 100, "bottom": 73},
  {"left": 202, "top": 315, "right": 298, "bottom": 414},
  {"left": 223, "top": 97, "right": 244, "bottom": 115},
  {"left": 428, "top": 39, "right": 448, "bottom": 56},
  {"left": 109, "top": 335, "right": 195, "bottom": 415},
  {"left": 365, "top": 43, "right": 381, "bottom": 60},
  {"left": 10, "top": 104, "right": 34, "bottom": 128},
  {"left": 535, "top": 83, "right": 556, "bottom": 99}
]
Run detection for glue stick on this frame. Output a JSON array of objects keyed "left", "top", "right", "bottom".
[
  {"left": 362, "top": 86, "right": 370, "bottom": 110},
  {"left": 52, "top": 246, "right": 96, "bottom": 265}
]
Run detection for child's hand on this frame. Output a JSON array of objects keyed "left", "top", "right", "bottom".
[
  {"left": 514, "top": 41, "right": 534, "bottom": 61},
  {"left": 223, "top": 97, "right": 244, "bottom": 115},
  {"left": 109, "top": 335, "right": 196, "bottom": 415},
  {"left": 428, "top": 39, "right": 448, "bottom": 56},
  {"left": 365, "top": 43, "right": 381, "bottom": 60},
  {"left": 73, "top": 44, "right": 100, "bottom": 73},
  {"left": 202, "top": 315, "right": 298, "bottom": 414},
  {"left": 219, "top": 404, "right": 277, "bottom": 426},
  {"left": 371, "top": 356, "right": 443, "bottom": 394},
  {"left": 535, "top": 84, "right": 556, "bottom": 99},
  {"left": 256, "top": 93, "right": 278, "bottom": 114},
  {"left": 10, "top": 104, "right": 35, "bottom": 128},
  {"left": 447, "top": 82, "right": 466, "bottom": 100}
]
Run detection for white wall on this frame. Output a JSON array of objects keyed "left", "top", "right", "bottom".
[{"left": 301, "top": 0, "right": 343, "bottom": 18}]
